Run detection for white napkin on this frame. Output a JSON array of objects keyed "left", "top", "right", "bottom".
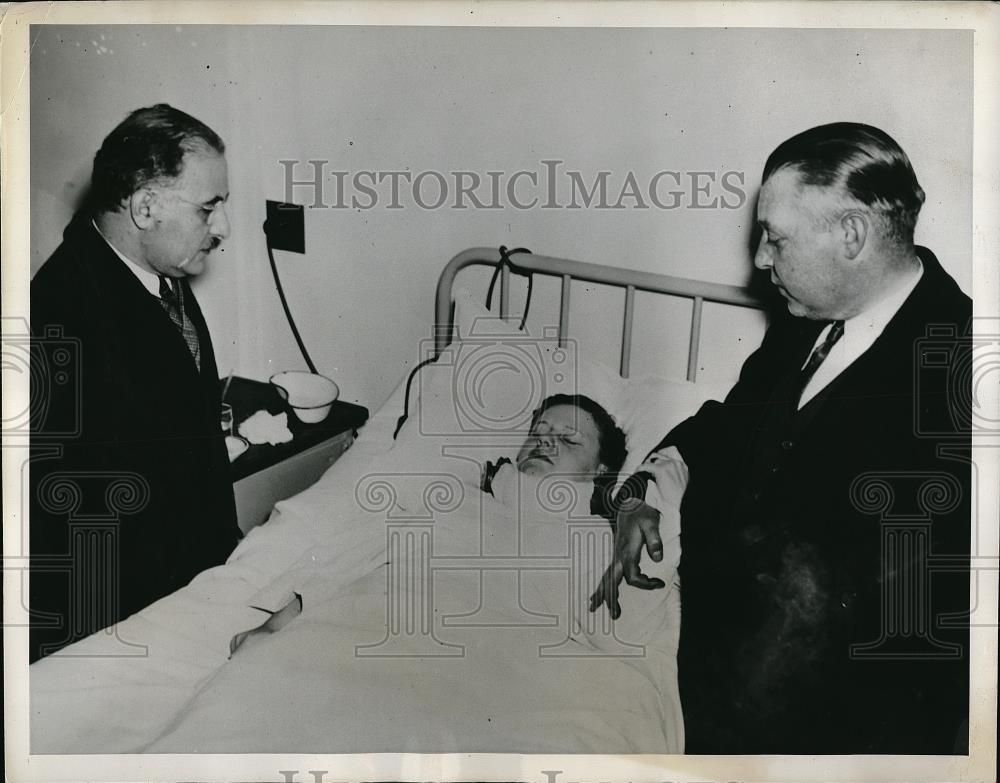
[{"left": 238, "top": 409, "right": 293, "bottom": 445}]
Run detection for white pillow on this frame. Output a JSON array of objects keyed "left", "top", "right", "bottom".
[
  {"left": 618, "top": 374, "right": 732, "bottom": 476},
  {"left": 395, "top": 287, "right": 732, "bottom": 477}
]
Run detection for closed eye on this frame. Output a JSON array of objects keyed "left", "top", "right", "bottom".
[{"left": 203, "top": 195, "right": 229, "bottom": 215}]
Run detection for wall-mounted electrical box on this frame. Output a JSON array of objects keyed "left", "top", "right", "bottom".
[{"left": 265, "top": 200, "right": 305, "bottom": 254}]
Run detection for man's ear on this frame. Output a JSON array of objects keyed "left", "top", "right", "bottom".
[
  {"left": 840, "top": 210, "right": 869, "bottom": 261},
  {"left": 129, "top": 188, "right": 157, "bottom": 229}
]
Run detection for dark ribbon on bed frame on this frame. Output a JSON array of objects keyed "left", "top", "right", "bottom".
[{"left": 485, "top": 245, "right": 534, "bottom": 332}]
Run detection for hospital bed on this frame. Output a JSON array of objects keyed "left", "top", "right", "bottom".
[{"left": 29, "top": 247, "right": 764, "bottom": 755}]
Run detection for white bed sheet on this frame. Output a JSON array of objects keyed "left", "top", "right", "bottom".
[{"left": 30, "top": 377, "right": 684, "bottom": 754}]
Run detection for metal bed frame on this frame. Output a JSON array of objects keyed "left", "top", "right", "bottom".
[{"left": 436, "top": 247, "right": 764, "bottom": 382}]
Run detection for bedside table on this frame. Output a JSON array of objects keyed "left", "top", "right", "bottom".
[{"left": 224, "top": 376, "right": 369, "bottom": 533}]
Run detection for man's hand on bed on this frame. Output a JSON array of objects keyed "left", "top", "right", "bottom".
[{"left": 588, "top": 501, "right": 665, "bottom": 619}]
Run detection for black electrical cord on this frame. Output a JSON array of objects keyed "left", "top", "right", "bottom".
[
  {"left": 264, "top": 232, "right": 318, "bottom": 374},
  {"left": 393, "top": 245, "right": 535, "bottom": 440},
  {"left": 392, "top": 354, "right": 438, "bottom": 440}
]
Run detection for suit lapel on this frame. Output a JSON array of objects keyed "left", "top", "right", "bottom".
[
  {"left": 791, "top": 248, "right": 957, "bottom": 436},
  {"left": 71, "top": 221, "right": 207, "bottom": 392},
  {"left": 810, "top": 249, "right": 945, "bottom": 405}
]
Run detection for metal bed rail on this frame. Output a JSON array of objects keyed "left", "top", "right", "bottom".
[{"left": 435, "top": 247, "right": 764, "bottom": 382}]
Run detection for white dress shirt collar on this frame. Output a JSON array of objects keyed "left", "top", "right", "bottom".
[
  {"left": 799, "top": 258, "right": 924, "bottom": 408},
  {"left": 92, "top": 219, "right": 162, "bottom": 298},
  {"left": 844, "top": 260, "right": 924, "bottom": 342}
]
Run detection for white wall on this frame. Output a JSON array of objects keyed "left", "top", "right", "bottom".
[{"left": 30, "top": 25, "right": 973, "bottom": 410}]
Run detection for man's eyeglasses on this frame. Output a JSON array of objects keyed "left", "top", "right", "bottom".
[{"left": 161, "top": 190, "right": 229, "bottom": 224}]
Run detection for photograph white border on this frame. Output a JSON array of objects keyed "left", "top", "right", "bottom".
[{"left": 3, "top": 2, "right": 997, "bottom": 781}]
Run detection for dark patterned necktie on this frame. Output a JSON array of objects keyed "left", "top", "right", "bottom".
[
  {"left": 158, "top": 276, "right": 201, "bottom": 371},
  {"left": 799, "top": 319, "right": 845, "bottom": 392}
]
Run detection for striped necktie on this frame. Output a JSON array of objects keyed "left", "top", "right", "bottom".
[
  {"left": 799, "top": 319, "right": 844, "bottom": 392},
  {"left": 158, "top": 276, "right": 202, "bottom": 371}
]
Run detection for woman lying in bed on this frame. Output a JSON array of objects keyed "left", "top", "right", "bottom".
[
  {"left": 32, "top": 393, "right": 683, "bottom": 754},
  {"left": 481, "top": 393, "right": 627, "bottom": 517},
  {"left": 241, "top": 394, "right": 628, "bottom": 644}
]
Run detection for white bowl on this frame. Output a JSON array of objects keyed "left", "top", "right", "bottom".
[{"left": 270, "top": 371, "right": 339, "bottom": 423}]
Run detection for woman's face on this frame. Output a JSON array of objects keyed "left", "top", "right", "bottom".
[{"left": 515, "top": 404, "right": 606, "bottom": 479}]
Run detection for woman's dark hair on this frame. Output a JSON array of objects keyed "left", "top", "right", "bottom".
[
  {"left": 87, "top": 103, "right": 225, "bottom": 215},
  {"left": 762, "top": 122, "right": 925, "bottom": 246},
  {"left": 530, "top": 393, "right": 628, "bottom": 520}
]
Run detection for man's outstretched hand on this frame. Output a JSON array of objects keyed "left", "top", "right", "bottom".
[{"left": 589, "top": 501, "right": 664, "bottom": 619}]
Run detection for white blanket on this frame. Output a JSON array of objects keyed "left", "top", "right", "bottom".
[{"left": 30, "top": 391, "right": 683, "bottom": 754}]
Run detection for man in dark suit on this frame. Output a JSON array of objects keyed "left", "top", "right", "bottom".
[
  {"left": 591, "top": 123, "right": 971, "bottom": 753},
  {"left": 30, "top": 104, "right": 241, "bottom": 662}
]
